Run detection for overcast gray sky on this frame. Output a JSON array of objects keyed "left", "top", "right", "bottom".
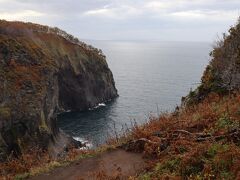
[{"left": 0, "top": 0, "right": 239, "bottom": 42}]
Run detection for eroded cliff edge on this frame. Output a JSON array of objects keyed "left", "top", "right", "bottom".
[
  {"left": 182, "top": 19, "right": 240, "bottom": 106},
  {"left": 0, "top": 20, "right": 118, "bottom": 160}
]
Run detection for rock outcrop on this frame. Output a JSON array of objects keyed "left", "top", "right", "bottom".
[
  {"left": 0, "top": 20, "right": 118, "bottom": 160},
  {"left": 182, "top": 18, "right": 240, "bottom": 105}
]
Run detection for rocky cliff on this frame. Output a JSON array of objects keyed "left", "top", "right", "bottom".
[
  {"left": 0, "top": 20, "right": 118, "bottom": 160},
  {"left": 183, "top": 18, "right": 240, "bottom": 105}
]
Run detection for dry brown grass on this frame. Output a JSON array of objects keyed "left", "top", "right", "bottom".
[
  {"left": 0, "top": 147, "right": 95, "bottom": 180},
  {"left": 1, "top": 92, "right": 240, "bottom": 180},
  {"left": 115, "top": 92, "right": 240, "bottom": 179}
]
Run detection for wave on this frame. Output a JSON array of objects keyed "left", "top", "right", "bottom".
[
  {"left": 88, "top": 102, "right": 106, "bottom": 110},
  {"left": 98, "top": 103, "right": 106, "bottom": 107},
  {"left": 73, "top": 136, "right": 93, "bottom": 149}
]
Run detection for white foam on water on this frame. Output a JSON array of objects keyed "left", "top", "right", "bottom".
[
  {"left": 73, "top": 136, "right": 93, "bottom": 149},
  {"left": 98, "top": 103, "right": 106, "bottom": 107},
  {"left": 88, "top": 102, "right": 106, "bottom": 110}
]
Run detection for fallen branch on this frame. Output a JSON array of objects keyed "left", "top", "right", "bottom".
[
  {"left": 196, "top": 129, "right": 240, "bottom": 142},
  {"left": 124, "top": 129, "right": 240, "bottom": 153},
  {"left": 171, "top": 130, "right": 194, "bottom": 136}
]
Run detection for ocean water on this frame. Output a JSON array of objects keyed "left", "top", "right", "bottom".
[{"left": 57, "top": 41, "right": 211, "bottom": 147}]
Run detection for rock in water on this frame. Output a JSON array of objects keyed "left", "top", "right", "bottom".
[{"left": 0, "top": 20, "right": 118, "bottom": 160}]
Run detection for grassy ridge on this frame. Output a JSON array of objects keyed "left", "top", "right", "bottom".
[{"left": 122, "top": 92, "right": 240, "bottom": 179}]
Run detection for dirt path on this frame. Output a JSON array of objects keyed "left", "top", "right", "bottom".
[{"left": 30, "top": 149, "right": 146, "bottom": 180}]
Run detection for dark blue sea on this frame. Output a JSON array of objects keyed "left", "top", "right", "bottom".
[{"left": 57, "top": 41, "right": 211, "bottom": 147}]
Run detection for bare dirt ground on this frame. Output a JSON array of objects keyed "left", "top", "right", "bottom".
[{"left": 30, "top": 149, "right": 146, "bottom": 180}]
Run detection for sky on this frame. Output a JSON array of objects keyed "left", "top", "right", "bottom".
[{"left": 0, "top": 0, "right": 240, "bottom": 42}]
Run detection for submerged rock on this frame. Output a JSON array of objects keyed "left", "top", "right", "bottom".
[{"left": 0, "top": 20, "right": 118, "bottom": 160}]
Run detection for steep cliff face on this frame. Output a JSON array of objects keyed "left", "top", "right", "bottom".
[
  {"left": 183, "top": 19, "right": 240, "bottom": 105},
  {"left": 0, "top": 20, "right": 118, "bottom": 160}
]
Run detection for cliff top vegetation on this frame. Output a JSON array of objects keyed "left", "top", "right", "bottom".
[
  {"left": 1, "top": 18, "right": 240, "bottom": 180},
  {"left": 0, "top": 20, "right": 106, "bottom": 58}
]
